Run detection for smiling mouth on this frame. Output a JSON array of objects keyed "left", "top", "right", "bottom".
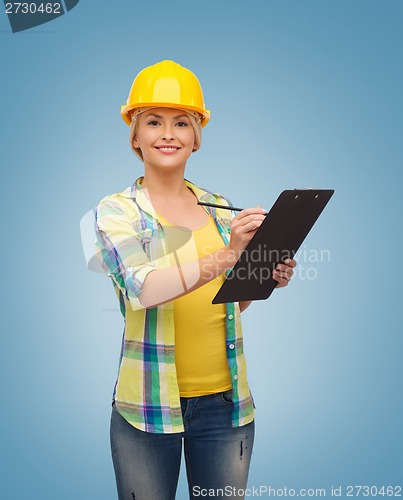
[{"left": 155, "top": 146, "right": 180, "bottom": 153}]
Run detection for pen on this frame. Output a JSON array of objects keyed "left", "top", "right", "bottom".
[{"left": 197, "top": 201, "right": 267, "bottom": 214}]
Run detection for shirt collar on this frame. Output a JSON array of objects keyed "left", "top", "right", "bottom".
[{"left": 125, "top": 176, "right": 218, "bottom": 219}]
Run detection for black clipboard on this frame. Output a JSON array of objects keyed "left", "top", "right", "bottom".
[{"left": 212, "top": 189, "right": 334, "bottom": 304}]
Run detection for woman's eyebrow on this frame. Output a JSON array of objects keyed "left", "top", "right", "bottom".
[{"left": 146, "top": 113, "right": 188, "bottom": 120}]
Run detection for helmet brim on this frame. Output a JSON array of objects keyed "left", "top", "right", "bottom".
[{"left": 121, "top": 103, "right": 210, "bottom": 127}]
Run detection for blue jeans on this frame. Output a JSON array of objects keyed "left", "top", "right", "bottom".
[{"left": 110, "top": 390, "right": 255, "bottom": 499}]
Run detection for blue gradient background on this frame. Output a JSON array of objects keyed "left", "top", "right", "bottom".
[{"left": 1, "top": 1, "right": 402, "bottom": 499}]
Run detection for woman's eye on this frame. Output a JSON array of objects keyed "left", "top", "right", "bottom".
[
  {"left": 147, "top": 120, "right": 160, "bottom": 126},
  {"left": 176, "top": 121, "right": 188, "bottom": 127}
]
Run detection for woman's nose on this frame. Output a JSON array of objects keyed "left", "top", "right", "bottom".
[{"left": 161, "top": 124, "right": 175, "bottom": 140}]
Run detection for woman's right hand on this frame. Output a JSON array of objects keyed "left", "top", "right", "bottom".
[
  {"left": 139, "top": 206, "right": 266, "bottom": 309},
  {"left": 226, "top": 206, "right": 266, "bottom": 260}
]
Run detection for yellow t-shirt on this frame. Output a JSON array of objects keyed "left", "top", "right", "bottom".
[{"left": 157, "top": 212, "right": 232, "bottom": 397}]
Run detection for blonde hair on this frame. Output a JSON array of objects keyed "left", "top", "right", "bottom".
[{"left": 129, "top": 108, "right": 202, "bottom": 162}]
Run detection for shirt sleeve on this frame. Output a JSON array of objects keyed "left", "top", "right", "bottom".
[{"left": 95, "top": 196, "right": 157, "bottom": 311}]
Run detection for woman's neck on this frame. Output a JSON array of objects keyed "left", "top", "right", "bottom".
[{"left": 141, "top": 168, "right": 189, "bottom": 200}]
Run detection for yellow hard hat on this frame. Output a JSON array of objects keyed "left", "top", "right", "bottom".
[{"left": 121, "top": 60, "right": 210, "bottom": 127}]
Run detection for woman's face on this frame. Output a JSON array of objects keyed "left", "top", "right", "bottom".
[{"left": 132, "top": 107, "right": 196, "bottom": 169}]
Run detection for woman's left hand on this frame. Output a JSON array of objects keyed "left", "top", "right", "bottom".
[{"left": 273, "top": 258, "right": 297, "bottom": 288}]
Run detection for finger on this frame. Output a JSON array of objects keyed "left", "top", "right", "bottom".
[
  {"left": 273, "top": 271, "right": 291, "bottom": 282},
  {"left": 235, "top": 207, "right": 266, "bottom": 221},
  {"left": 275, "top": 264, "right": 294, "bottom": 278},
  {"left": 273, "top": 269, "right": 292, "bottom": 284},
  {"left": 274, "top": 276, "right": 290, "bottom": 288},
  {"left": 236, "top": 213, "right": 266, "bottom": 227},
  {"left": 283, "top": 258, "right": 297, "bottom": 268},
  {"left": 243, "top": 219, "right": 264, "bottom": 233},
  {"left": 231, "top": 219, "right": 263, "bottom": 235}
]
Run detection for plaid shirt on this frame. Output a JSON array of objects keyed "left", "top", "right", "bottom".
[{"left": 95, "top": 177, "right": 255, "bottom": 433}]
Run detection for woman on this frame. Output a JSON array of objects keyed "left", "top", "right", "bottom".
[{"left": 95, "top": 60, "right": 296, "bottom": 499}]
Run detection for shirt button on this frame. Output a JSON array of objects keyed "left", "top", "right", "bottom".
[
  {"left": 228, "top": 314, "right": 234, "bottom": 320},
  {"left": 229, "top": 344, "right": 235, "bottom": 350},
  {"left": 233, "top": 375, "right": 238, "bottom": 380},
  {"left": 127, "top": 266, "right": 133, "bottom": 273}
]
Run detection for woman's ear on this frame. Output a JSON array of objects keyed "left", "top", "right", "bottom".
[{"left": 132, "top": 136, "right": 139, "bottom": 148}]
